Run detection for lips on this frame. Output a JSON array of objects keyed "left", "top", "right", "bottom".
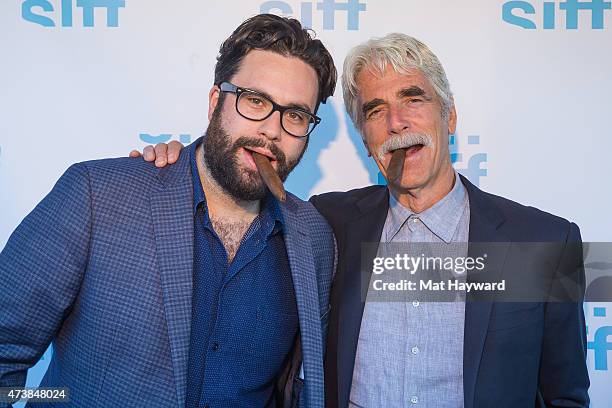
[
  {"left": 405, "top": 144, "right": 424, "bottom": 157},
  {"left": 389, "top": 144, "right": 425, "bottom": 159},
  {"left": 241, "top": 146, "right": 277, "bottom": 171},
  {"left": 243, "top": 146, "right": 277, "bottom": 161}
]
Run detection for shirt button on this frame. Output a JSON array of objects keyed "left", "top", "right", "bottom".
[
  {"left": 211, "top": 342, "right": 220, "bottom": 351},
  {"left": 411, "top": 396, "right": 419, "bottom": 404},
  {"left": 412, "top": 217, "right": 419, "bottom": 223},
  {"left": 412, "top": 301, "right": 420, "bottom": 307},
  {"left": 411, "top": 346, "right": 419, "bottom": 355}
]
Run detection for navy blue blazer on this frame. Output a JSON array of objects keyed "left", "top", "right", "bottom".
[
  {"left": 0, "top": 147, "right": 336, "bottom": 408},
  {"left": 311, "top": 175, "right": 589, "bottom": 408}
]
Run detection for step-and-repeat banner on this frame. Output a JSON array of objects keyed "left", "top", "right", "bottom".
[{"left": 1, "top": 0, "right": 611, "bottom": 406}]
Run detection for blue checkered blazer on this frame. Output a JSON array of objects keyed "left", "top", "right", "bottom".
[{"left": 0, "top": 146, "right": 336, "bottom": 408}]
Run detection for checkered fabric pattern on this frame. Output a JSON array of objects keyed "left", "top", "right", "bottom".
[{"left": 0, "top": 142, "right": 336, "bottom": 408}]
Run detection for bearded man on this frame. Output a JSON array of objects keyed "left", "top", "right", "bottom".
[{"left": 0, "top": 14, "right": 337, "bottom": 408}]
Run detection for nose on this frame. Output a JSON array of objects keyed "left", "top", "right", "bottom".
[
  {"left": 257, "top": 110, "right": 282, "bottom": 142},
  {"left": 387, "top": 104, "right": 410, "bottom": 135}
]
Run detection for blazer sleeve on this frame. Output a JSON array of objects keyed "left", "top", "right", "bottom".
[
  {"left": 0, "top": 163, "right": 92, "bottom": 393},
  {"left": 538, "top": 222, "right": 590, "bottom": 407}
]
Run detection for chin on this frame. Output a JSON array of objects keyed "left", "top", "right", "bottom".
[{"left": 390, "top": 172, "right": 429, "bottom": 190}]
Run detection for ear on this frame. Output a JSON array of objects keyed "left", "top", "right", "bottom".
[
  {"left": 208, "top": 85, "right": 221, "bottom": 121},
  {"left": 447, "top": 102, "right": 457, "bottom": 135}
]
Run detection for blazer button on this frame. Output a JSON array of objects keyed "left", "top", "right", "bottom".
[{"left": 211, "top": 342, "right": 220, "bottom": 351}]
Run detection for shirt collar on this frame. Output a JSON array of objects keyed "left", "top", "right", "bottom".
[
  {"left": 189, "top": 139, "right": 284, "bottom": 234},
  {"left": 260, "top": 191, "right": 285, "bottom": 235},
  {"left": 189, "top": 140, "right": 206, "bottom": 215},
  {"left": 386, "top": 171, "right": 468, "bottom": 243}
]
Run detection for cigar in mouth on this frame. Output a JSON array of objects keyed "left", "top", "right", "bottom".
[
  {"left": 252, "top": 151, "right": 286, "bottom": 203},
  {"left": 387, "top": 148, "right": 407, "bottom": 184}
]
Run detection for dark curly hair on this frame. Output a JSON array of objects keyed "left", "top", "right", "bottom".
[{"left": 214, "top": 14, "right": 337, "bottom": 111}]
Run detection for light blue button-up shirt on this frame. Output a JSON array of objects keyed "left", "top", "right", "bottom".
[{"left": 349, "top": 172, "right": 470, "bottom": 408}]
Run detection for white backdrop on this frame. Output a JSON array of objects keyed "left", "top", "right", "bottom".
[{"left": 1, "top": 0, "right": 611, "bottom": 406}]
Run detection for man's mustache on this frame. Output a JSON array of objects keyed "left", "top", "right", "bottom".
[{"left": 377, "top": 132, "right": 433, "bottom": 161}]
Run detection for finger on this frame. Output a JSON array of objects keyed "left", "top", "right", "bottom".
[
  {"left": 154, "top": 143, "right": 168, "bottom": 167},
  {"left": 142, "top": 145, "right": 155, "bottom": 162},
  {"left": 167, "top": 140, "right": 183, "bottom": 164},
  {"left": 129, "top": 150, "right": 142, "bottom": 158}
]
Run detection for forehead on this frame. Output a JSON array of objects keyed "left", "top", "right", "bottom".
[
  {"left": 356, "top": 66, "right": 435, "bottom": 102},
  {"left": 231, "top": 49, "right": 319, "bottom": 111}
]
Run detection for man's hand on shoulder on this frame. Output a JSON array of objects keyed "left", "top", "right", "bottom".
[{"left": 129, "top": 141, "right": 184, "bottom": 168}]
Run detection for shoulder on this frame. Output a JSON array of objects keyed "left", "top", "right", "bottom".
[
  {"left": 61, "top": 157, "right": 190, "bottom": 214},
  {"left": 78, "top": 156, "right": 162, "bottom": 185},
  {"left": 471, "top": 185, "right": 578, "bottom": 241},
  {"left": 285, "top": 192, "right": 334, "bottom": 239},
  {"left": 77, "top": 155, "right": 191, "bottom": 196},
  {"left": 36, "top": 157, "right": 160, "bottom": 208},
  {"left": 309, "top": 185, "right": 385, "bottom": 222},
  {"left": 310, "top": 185, "right": 384, "bottom": 208}
]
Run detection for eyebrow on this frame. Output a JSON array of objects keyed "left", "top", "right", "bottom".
[
  {"left": 397, "top": 86, "right": 432, "bottom": 100},
  {"left": 361, "top": 98, "right": 385, "bottom": 116},
  {"left": 246, "top": 86, "right": 313, "bottom": 113},
  {"left": 361, "top": 86, "right": 434, "bottom": 116}
]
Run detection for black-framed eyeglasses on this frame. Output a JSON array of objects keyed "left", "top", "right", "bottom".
[{"left": 218, "top": 82, "right": 321, "bottom": 138}]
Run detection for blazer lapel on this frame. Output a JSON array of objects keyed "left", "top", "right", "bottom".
[
  {"left": 150, "top": 149, "right": 194, "bottom": 408},
  {"left": 281, "top": 199, "right": 325, "bottom": 408},
  {"left": 461, "top": 175, "right": 509, "bottom": 408},
  {"left": 335, "top": 187, "right": 389, "bottom": 408}
]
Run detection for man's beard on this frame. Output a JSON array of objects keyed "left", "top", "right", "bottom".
[{"left": 202, "top": 110, "right": 306, "bottom": 201}]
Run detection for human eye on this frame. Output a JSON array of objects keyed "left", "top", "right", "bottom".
[
  {"left": 406, "top": 97, "right": 424, "bottom": 104},
  {"left": 244, "top": 93, "right": 268, "bottom": 109},
  {"left": 366, "top": 108, "right": 383, "bottom": 120},
  {"left": 285, "top": 110, "right": 309, "bottom": 124}
]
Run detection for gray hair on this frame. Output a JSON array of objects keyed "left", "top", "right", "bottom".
[{"left": 342, "top": 33, "right": 453, "bottom": 131}]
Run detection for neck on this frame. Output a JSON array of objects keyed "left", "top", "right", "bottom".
[
  {"left": 389, "top": 164, "right": 456, "bottom": 213},
  {"left": 195, "top": 144, "right": 260, "bottom": 221}
]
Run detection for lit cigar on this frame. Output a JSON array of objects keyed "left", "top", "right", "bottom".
[
  {"left": 252, "top": 151, "right": 286, "bottom": 203},
  {"left": 387, "top": 148, "right": 407, "bottom": 184}
]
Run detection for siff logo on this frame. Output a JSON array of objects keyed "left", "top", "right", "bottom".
[
  {"left": 260, "top": 0, "right": 366, "bottom": 30},
  {"left": 502, "top": 0, "right": 611, "bottom": 29},
  {"left": 139, "top": 133, "right": 193, "bottom": 145},
  {"left": 22, "top": 0, "right": 125, "bottom": 27},
  {"left": 450, "top": 134, "right": 487, "bottom": 187},
  {"left": 587, "top": 306, "right": 612, "bottom": 371}
]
